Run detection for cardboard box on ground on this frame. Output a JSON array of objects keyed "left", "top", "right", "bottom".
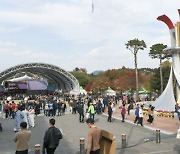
[{"left": 100, "top": 130, "right": 117, "bottom": 154}]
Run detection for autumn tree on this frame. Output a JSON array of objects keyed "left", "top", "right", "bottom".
[
  {"left": 85, "top": 81, "right": 93, "bottom": 91},
  {"left": 85, "top": 68, "right": 153, "bottom": 95},
  {"left": 125, "top": 38, "right": 146, "bottom": 100},
  {"left": 90, "top": 69, "right": 120, "bottom": 93},
  {"left": 91, "top": 76, "right": 109, "bottom": 93},
  {"left": 149, "top": 43, "right": 170, "bottom": 94},
  {"left": 113, "top": 69, "right": 136, "bottom": 91}
]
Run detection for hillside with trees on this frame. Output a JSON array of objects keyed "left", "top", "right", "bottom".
[{"left": 70, "top": 65, "right": 171, "bottom": 95}]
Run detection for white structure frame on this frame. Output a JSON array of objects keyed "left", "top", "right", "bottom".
[{"left": 0, "top": 63, "right": 79, "bottom": 92}]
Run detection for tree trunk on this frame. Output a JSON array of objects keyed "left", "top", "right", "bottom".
[
  {"left": 134, "top": 53, "right": 139, "bottom": 101},
  {"left": 160, "top": 58, "right": 163, "bottom": 94}
]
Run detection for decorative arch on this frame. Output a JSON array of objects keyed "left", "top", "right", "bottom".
[{"left": 0, "top": 63, "right": 79, "bottom": 92}]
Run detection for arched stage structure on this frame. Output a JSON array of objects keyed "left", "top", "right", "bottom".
[{"left": 0, "top": 63, "right": 79, "bottom": 92}]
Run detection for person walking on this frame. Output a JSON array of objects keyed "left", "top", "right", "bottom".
[
  {"left": 138, "top": 105, "right": 144, "bottom": 126},
  {"left": 34, "top": 101, "right": 40, "bottom": 116},
  {"left": 48, "top": 102, "right": 54, "bottom": 117},
  {"left": 88, "top": 103, "right": 95, "bottom": 121},
  {"left": 14, "top": 105, "right": 25, "bottom": 132},
  {"left": 175, "top": 103, "right": 180, "bottom": 121},
  {"left": 28, "top": 106, "right": 35, "bottom": 128},
  {"left": 107, "top": 103, "right": 113, "bottom": 122},
  {"left": 97, "top": 99, "right": 102, "bottom": 114},
  {"left": 44, "top": 102, "right": 49, "bottom": 117},
  {"left": 86, "top": 118, "right": 101, "bottom": 154},
  {"left": 121, "top": 104, "right": 126, "bottom": 122},
  {"left": 53, "top": 100, "right": 58, "bottom": 116},
  {"left": 9, "top": 103, "right": 12, "bottom": 119},
  {"left": 57, "top": 100, "right": 62, "bottom": 116},
  {"left": 11, "top": 101, "right": 16, "bottom": 119},
  {"left": 13, "top": 122, "right": 31, "bottom": 154},
  {"left": 43, "top": 118, "right": 63, "bottom": 154},
  {"left": 102, "top": 98, "right": 108, "bottom": 112},
  {"left": 59, "top": 101, "right": 66, "bottom": 115},
  {"left": 147, "top": 105, "right": 154, "bottom": 124},
  {"left": 62, "top": 101, "right": 66, "bottom": 115},
  {"left": 78, "top": 102, "right": 85, "bottom": 123},
  {"left": 134, "top": 104, "right": 139, "bottom": 124},
  {"left": 4, "top": 101, "right": 9, "bottom": 119},
  {"left": 148, "top": 106, "right": 155, "bottom": 125},
  {"left": 72, "top": 99, "right": 77, "bottom": 114},
  {"left": 22, "top": 106, "right": 29, "bottom": 129}
]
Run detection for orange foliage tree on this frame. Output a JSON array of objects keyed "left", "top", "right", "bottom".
[{"left": 87, "top": 68, "right": 153, "bottom": 93}]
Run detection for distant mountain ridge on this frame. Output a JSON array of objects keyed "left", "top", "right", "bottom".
[{"left": 91, "top": 70, "right": 104, "bottom": 76}]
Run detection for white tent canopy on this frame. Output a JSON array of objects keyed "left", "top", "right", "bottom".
[
  {"left": 104, "top": 87, "right": 116, "bottom": 96},
  {"left": 79, "top": 86, "right": 87, "bottom": 95},
  {"left": 70, "top": 86, "right": 87, "bottom": 96},
  {"left": 7, "top": 75, "right": 32, "bottom": 82}
]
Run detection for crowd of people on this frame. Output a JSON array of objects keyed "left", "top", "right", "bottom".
[
  {"left": 0, "top": 93, "right": 157, "bottom": 132},
  {"left": 0, "top": 93, "right": 179, "bottom": 154}
]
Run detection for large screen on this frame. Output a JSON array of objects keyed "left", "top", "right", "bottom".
[
  {"left": 18, "top": 83, "right": 27, "bottom": 89},
  {"left": 6, "top": 82, "right": 27, "bottom": 90},
  {"left": 6, "top": 80, "right": 47, "bottom": 91},
  {"left": 28, "top": 80, "right": 47, "bottom": 90}
]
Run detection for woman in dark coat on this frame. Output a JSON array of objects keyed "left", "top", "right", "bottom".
[
  {"left": 107, "top": 103, "right": 113, "bottom": 122},
  {"left": 78, "top": 102, "right": 84, "bottom": 123}
]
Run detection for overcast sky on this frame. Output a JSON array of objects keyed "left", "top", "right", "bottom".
[{"left": 0, "top": 0, "right": 179, "bottom": 73}]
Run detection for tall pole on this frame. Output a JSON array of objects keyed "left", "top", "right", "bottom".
[
  {"left": 176, "top": 22, "right": 180, "bottom": 106},
  {"left": 135, "top": 53, "right": 139, "bottom": 101},
  {"left": 160, "top": 58, "right": 163, "bottom": 94}
]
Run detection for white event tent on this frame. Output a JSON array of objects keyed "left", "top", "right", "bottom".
[
  {"left": 70, "top": 86, "right": 87, "bottom": 96},
  {"left": 104, "top": 87, "right": 116, "bottom": 96}
]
